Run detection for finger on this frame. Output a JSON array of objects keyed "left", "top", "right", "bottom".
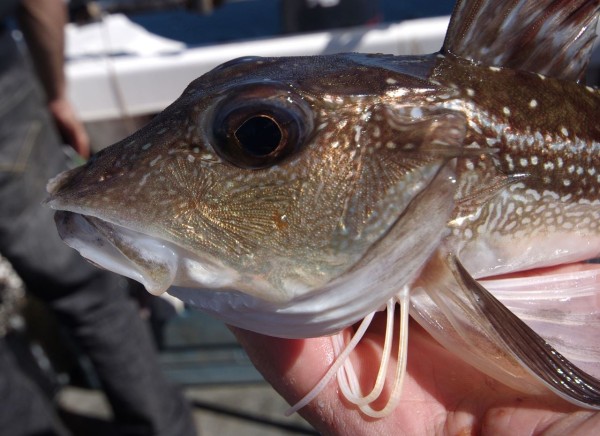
[
  {"left": 68, "top": 122, "right": 90, "bottom": 158},
  {"left": 48, "top": 98, "right": 91, "bottom": 158}
]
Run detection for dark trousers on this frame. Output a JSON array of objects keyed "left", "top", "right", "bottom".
[{"left": 0, "top": 31, "right": 196, "bottom": 436}]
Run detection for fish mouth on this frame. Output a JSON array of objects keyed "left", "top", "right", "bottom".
[
  {"left": 47, "top": 167, "right": 178, "bottom": 294},
  {"left": 54, "top": 211, "right": 179, "bottom": 295},
  {"left": 53, "top": 211, "right": 238, "bottom": 296}
]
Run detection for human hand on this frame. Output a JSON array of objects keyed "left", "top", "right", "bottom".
[
  {"left": 232, "top": 316, "right": 600, "bottom": 434},
  {"left": 48, "top": 98, "right": 90, "bottom": 159}
]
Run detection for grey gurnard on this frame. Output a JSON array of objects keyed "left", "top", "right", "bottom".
[{"left": 46, "top": 0, "right": 600, "bottom": 416}]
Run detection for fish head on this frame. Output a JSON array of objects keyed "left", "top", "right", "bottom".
[{"left": 46, "top": 54, "right": 463, "bottom": 333}]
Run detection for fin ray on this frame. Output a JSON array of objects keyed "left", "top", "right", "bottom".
[
  {"left": 443, "top": 0, "right": 600, "bottom": 81},
  {"left": 285, "top": 311, "right": 375, "bottom": 416},
  {"left": 336, "top": 299, "right": 396, "bottom": 406},
  {"left": 451, "top": 258, "right": 600, "bottom": 408},
  {"left": 412, "top": 249, "right": 600, "bottom": 409},
  {"left": 481, "top": 268, "right": 600, "bottom": 378}
]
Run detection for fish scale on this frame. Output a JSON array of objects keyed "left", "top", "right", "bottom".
[{"left": 428, "top": 55, "right": 600, "bottom": 279}]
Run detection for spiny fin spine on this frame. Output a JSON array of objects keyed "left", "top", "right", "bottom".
[{"left": 443, "top": 0, "right": 600, "bottom": 82}]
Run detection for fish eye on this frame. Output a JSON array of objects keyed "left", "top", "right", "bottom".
[
  {"left": 234, "top": 115, "right": 282, "bottom": 156},
  {"left": 211, "top": 84, "right": 313, "bottom": 169}
]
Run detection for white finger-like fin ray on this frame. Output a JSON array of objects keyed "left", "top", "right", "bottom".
[
  {"left": 335, "top": 299, "right": 395, "bottom": 406},
  {"left": 286, "top": 286, "right": 410, "bottom": 418},
  {"left": 284, "top": 311, "right": 375, "bottom": 416},
  {"left": 356, "top": 286, "right": 410, "bottom": 418}
]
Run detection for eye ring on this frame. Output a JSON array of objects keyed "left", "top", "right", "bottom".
[{"left": 211, "top": 84, "right": 313, "bottom": 169}]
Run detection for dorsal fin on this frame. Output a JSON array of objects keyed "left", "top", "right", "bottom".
[{"left": 442, "top": 0, "right": 600, "bottom": 82}]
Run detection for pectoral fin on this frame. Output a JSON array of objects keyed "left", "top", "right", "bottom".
[
  {"left": 411, "top": 249, "right": 600, "bottom": 409},
  {"left": 481, "top": 268, "right": 600, "bottom": 379},
  {"left": 451, "top": 257, "right": 600, "bottom": 409}
]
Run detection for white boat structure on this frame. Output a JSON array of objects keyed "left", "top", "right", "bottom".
[
  {"left": 65, "top": 9, "right": 600, "bottom": 147},
  {"left": 65, "top": 13, "right": 450, "bottom": 126}
]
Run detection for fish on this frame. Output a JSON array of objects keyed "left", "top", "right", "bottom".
[{"left": 45, "top": 0, "right": 600, "bottom": 417}]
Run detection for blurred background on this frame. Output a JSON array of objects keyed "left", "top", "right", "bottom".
[{"left": 2, "top": 0, "right": 599, "bottom": 434}]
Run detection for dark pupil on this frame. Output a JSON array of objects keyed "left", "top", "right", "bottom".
[{"left": 234, "top": 115, "right": 282, "bottom": 156}]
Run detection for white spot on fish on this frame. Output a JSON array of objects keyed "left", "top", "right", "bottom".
[
  {"left": 354, "top": 126, "right": 362, "bottom": 143},
  {"left": 387, "top": 88, "right": 409, "bottom": 98},
  {"left": 503, "top": 107, "right": 511, "bottom": 116},
  {"left": 386, "top": 78, "right": 398, "bottom": 85},
  {"left": 150, "top": 155, "right": 162, "bottom": 167},
  {"left": 505, "top": 155, "right": 514, "bottom": 170},
  {"left": 466, "top": 88, "right": 475, "bottom": 97},
  {"left": 410, "top": 107, "right": 423, "bottom": 118},
  {"left": 561, "top": 193, "right": 572, "bottom": 202},
  {"left": 525, "top": 189, "right": 541, "bottom": 201},
  {"left": 561, "top": 127, "right": 569, "bottom": 137},
  {"left": 489, "top": 66, "right": 501, "bottom": 72},
  {"left": 142, "top": 143, "right": 152, "bottom": 150},
  {"left": 139, "top": 173, "right": 150, "bottom": 187},
  {"left": 529, "top": 99, "right": 538, "bottom": 108}
]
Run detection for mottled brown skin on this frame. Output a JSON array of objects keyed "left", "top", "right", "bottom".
[
  {"left": 48, "top": 50, "right": 600, "bottom": 305},
  {"left": 55, "top": 52, "right": 600, "bottom": 266},
  {"left": 48, "top": 53, "right": 464, "bottom": 300},
  {"left": 437, "top": 55, "right": 600, "bottom": 193},
  {"left": 420, "top": 55, "right": 600, "bottom": 274}
]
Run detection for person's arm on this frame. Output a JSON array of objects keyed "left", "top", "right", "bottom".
[{"left": 17, "top": 0, "right": 90, "bottom": 158}]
